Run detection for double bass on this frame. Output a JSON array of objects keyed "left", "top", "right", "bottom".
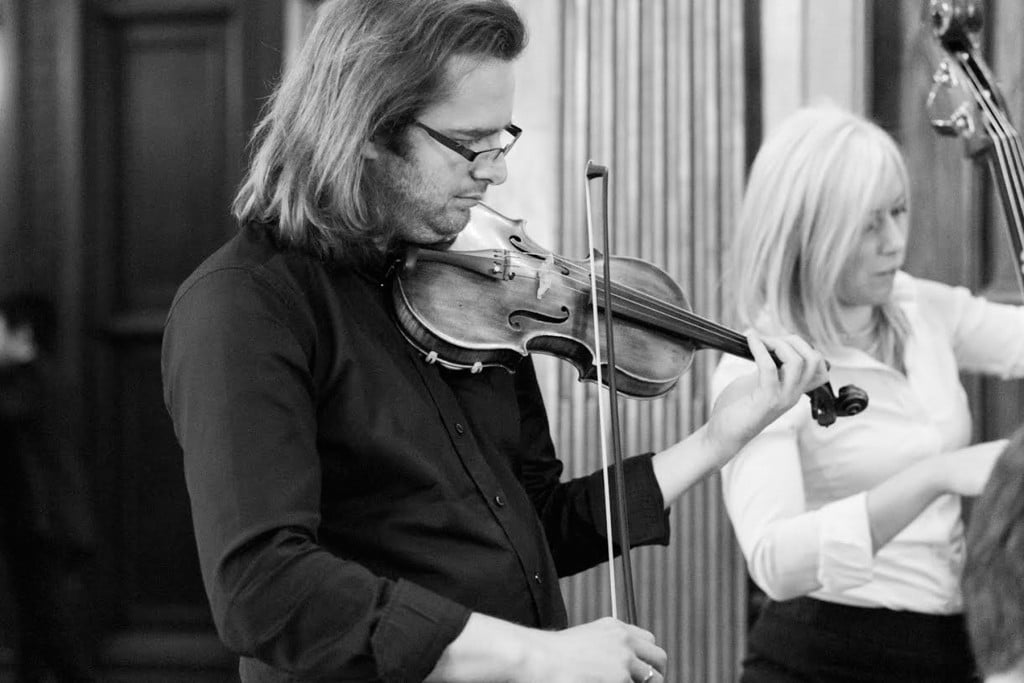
[{"left": 926, "top": 0, "right": 1024, "bottom": 295}]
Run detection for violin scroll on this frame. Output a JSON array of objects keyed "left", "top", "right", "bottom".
[
  {"left": 808, "top": 383, "right": 869, "bottom": 427},
  {"left": 836, "top": 384, "right": 870, "bottom": 415}
]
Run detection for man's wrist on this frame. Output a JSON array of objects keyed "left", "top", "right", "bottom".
[
  {"left": 427, "top": 613, "right": 534, "bottom": 682},
  {"left": 696, "top": 423, "right": 743, "bottom": 469}
]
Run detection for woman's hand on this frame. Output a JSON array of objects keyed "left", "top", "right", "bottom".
[{"left": 704, "top": 333, "right": 828, "bottom": 465}]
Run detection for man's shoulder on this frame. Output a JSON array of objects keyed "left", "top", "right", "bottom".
[
  {"left": 165, "top": 223, "right": 382, "bottom": 339},
  {"left": 172, "top": 225, "right": 337, "bottom": 308}
]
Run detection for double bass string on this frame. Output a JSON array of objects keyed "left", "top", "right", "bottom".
[{"left": 957, "top": 49, "right": 1024, "bottom": 268}]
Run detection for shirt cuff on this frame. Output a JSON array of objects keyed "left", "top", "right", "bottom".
[
  {"left": 816, "top": 492, "right": 874, "bottom": 592},
  {"left": 587, "top": 452, "right": 671, "bottom": 548},
  {"left": 372, "top": 578, "right": 472, "bottom": 683}
]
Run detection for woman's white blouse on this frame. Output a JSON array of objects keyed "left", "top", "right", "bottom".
[{"left": 711, "top": 272, "right": 1024, "bottom": 613}]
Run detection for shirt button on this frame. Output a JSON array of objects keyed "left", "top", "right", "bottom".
[
  {"left": 494, "top": 493, "right": 506, "bottom": 507},
  {"left": 533, "top": 573, "right": 543, "bottom": 585},
  {"left": 454, "top": 423, "right": 465, "bottom": 435}
]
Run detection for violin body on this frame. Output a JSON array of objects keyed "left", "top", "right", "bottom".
[{"left": 393, "top": 205, "right": 697, "bottom": 397}]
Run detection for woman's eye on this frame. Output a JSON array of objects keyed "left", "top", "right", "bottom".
[{"left": 865, "top": 213, "right": 884, "bottom": 232}]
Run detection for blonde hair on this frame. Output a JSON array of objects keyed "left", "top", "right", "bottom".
[
  {"left": 232, "top": 0, "right": 526, "bottom": 264},
  {"left": 730, "top": 104, "right": 910, "bottom": 366}
]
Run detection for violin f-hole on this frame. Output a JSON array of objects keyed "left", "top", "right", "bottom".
[{"left": 508, "top": 306, "right": 571, "bottom": 330}]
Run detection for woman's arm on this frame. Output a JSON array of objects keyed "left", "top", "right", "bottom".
[
  {"left": 653, "top": 334, "right": 827, "bottom": 505},
  {"left": 866, "top": 439, "right": 1006, "bottom": 550},
  {"left": 917, "top": 277, "right": 1024, "bottom": 376}
]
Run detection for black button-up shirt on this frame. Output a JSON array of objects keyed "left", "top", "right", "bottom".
[{"left": 162, "top": 225, "right": 670, "bottom": 682}]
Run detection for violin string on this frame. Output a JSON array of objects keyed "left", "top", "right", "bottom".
[
  {"left": 531, "top": 256, "right": 745, "bottom": 349},
  {"left": 501, "top": 252, "right": 749, "bottom": 352}
]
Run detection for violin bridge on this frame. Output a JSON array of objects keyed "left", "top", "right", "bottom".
[{"left": 536, "top": 252, "right": 556, "bottom": 299}]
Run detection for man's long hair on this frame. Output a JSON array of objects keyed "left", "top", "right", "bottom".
[{"left": 232, "top": 0, "right": 526, "bottom": 264}]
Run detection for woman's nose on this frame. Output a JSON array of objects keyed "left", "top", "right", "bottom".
[{"left": 880, "top": 214, "right": 907, "bottom": 253}]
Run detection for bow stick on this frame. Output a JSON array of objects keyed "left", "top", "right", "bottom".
[{"left": 584, "top": 161, "right": 638, "bottom": 624}]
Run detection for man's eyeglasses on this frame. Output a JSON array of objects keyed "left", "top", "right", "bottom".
[{"left": 413, "top": 121, "right": 522, "bottom": 163}]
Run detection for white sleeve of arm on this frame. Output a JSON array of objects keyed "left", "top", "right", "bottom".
[
  {"left": 915, "top": 277, "right": 1024, "bottom": 377},
  {"left": 714, "top": 357, "right": 874, "bottom": 601}
]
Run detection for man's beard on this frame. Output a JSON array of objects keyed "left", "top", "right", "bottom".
[{"left": 363, "top": 152, "right": 467, "bottom": 254}]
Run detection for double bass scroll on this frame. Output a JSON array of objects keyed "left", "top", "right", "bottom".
[{"left": 926, "top": 0, "right": 1024, "bottom": 295}]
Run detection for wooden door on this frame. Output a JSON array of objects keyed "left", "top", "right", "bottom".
[{"left": 80, "top": 1, "right": 283, "bottom": 679}]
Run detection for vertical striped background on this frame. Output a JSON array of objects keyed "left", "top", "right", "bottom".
[{"left": 549, "top": 1, "right": 748, "bottom": 681}]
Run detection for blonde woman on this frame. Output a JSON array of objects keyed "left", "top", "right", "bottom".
[{"left": 712, "top": 104, "right": 1024, "bottom": 682}]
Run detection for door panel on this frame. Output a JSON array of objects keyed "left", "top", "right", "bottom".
[{"left": 81, "top": 0, "right": 283, "bottom": 677}]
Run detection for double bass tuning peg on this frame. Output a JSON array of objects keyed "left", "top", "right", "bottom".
[
  {"left": 929, "top": 0, "right": 983, "bottom": 41},
  {"left": 926, "top": 62, "right": 976, "bottom": 140}
]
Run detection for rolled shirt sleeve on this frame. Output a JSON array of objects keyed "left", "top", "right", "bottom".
[
  {"left": 163, "top": 266, "right": 470, "bottom": 681},
  {"left": 913, "top": 277, "right": 1024, "bottom": 377},
  {"left": 714, "top": 355, "right": 875, "bottom": 601},
  {"left": 816, "top": 492, "right": 873, "bottom": 592}
]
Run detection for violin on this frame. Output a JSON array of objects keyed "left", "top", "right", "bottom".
[{"left": 392, "top": 202, "right": 868, "bottom": 427}]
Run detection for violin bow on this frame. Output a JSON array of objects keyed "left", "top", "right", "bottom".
[{"left": 584, "top": 160, "right": 638, "bottom": 624}]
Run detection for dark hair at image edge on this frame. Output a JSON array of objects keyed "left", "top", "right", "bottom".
[{"left": 963, "top": 428, "right": 1024, "bottom": 676}]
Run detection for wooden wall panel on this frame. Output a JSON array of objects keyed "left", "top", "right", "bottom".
[
  {"left": 78, "top": 0, "right": 280, "bottom": 678},
  {"left": 117, "top": 20, "right": 232, "bottom": 310},
  {"left": 117, "top": 345, "right": 207, "bottom": 618},
  {"left": 86, "top": 4, "right": 240, "bottom": 639},
  {"left": 0, "top": 0, "right": 20, "bottom": 288},
  {"left": 555, "top": 2, "right": 748, "bottom": 681}
]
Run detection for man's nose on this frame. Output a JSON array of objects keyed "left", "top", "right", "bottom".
[{"left": 470, "top": 154, "right": 508, "bottom": 185}]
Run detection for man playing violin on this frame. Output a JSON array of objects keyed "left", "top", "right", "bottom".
[{"left": 161, "top": 1, "right": 827, "bottom": 681}]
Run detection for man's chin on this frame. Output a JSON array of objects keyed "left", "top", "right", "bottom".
[{"left": 425, "top": 235, "right": 459, "bottom": 250}]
